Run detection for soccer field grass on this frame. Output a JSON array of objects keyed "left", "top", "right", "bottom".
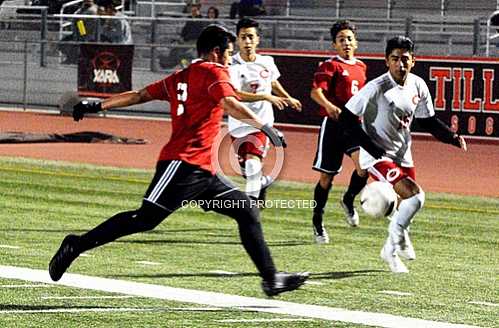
[{"left": 0, "top": 157, "right": 497, "bottom": 327}]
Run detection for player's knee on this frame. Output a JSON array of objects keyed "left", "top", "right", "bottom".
[
  {"left": 133, "top": 201, "right": 170, "bottom": 232},
  {"left": 319, "top": 173, "right": 334, "bottom": 189},
  {"left": 414, "top": 190, "right": 425, "bottom": 209},
  {"left": 245, "top": 158, "right": 262, "bottom": 179}
]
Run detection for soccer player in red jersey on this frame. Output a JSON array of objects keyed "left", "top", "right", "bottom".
[
  {"left": 310, "top": 20, "right": 369, "bottom": 244},
  {"left": 49, "top": 25, "right": 308, "bottom": 296}
]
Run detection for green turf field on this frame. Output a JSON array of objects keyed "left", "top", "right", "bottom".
[{"left": 0, "top": 157, "right": 497, "bottom": 327}]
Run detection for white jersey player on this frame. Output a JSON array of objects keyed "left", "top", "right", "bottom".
[
  {"left": 342, "top": 36, "right": 467, "bottom": 273},
  {"left": 228, "top": 18, "right": 301, "bottom": 202}
]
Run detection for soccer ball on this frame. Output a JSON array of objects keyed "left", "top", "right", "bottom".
[{"left": 360, "top": 181, "right": 398, "bottom": 218}]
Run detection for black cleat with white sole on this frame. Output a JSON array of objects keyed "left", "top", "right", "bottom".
[{"left": 262, "top": 271, "right": 309, "bottom": 297}]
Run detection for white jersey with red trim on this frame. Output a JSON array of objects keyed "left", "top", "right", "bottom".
[
  {"left": 345, "top": 72, "right": 435, "bottom": 168},
  {"left": 228, "top": 53, "right": 280, "bottom": 138}
]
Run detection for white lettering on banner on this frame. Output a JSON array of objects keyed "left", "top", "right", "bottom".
[{"left": 93, "top": 69, "right": 120, "bottom": 84}]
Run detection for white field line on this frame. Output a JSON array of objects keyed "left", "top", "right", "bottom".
[
  {"left": 304, "top": 280, "right": 324, "bottom": 285},
  {"left": 218, "top": 318, "right": 315, "bottom": 323},
  {"left": 0, "top": 245, "right": 20, "bottom": 249},
  {"left": 468, "top": 301, "right": 499, "bottom": 307},
  {"left": 209, "top": 270, "right": 238, "bottom": 275},
  {"left": 136, "top": 261, "right": 161, "bottom": 266},
  {"left": 41, "top": 295, "right": 137, "bottom": 300},
  {"left": 0, "top": 284, "right": 53, "bottom": 288},
  {"left": 0, "top": 307, "right": 159, "bottom": 314},
  {"left": 0, "top": 265, "right": 480, "bottom": 328},
  {"left": 379, "top": 290, "right": 413, "bottom": 296}
]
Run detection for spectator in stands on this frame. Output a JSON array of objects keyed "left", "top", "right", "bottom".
[
  {"left": 59, "top": 0, "right": 99, "bottom": 64},
  {"left": 74, "top": 0, "right": 99, "bottom": 41},
  {"left": 159, "top": 3, "right": 211, "bottom": 69},
  {"left": 97, "top": 0, "right": 133, "bottom": 44},
  {"left": 207, "top": 6, "right": 219, "bottom": 19},
  {"left": 180, "top": 3, "right": 205, "bottom": 42},
  {"left": 239, "top": 0, "right": 266, "bottom": 17}
]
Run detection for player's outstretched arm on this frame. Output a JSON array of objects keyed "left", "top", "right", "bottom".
[
  {"left": 417, "top": 116, "right": 467, "bottom": 151},
  {"left": 222, "top": 96, "right": 286, "bottom": 147},
  {"left": 73, "top": 88, "right": 153, "bottom": 122},
  {"left": 271, "top": 80, "right": 302, "bottom": 111}
]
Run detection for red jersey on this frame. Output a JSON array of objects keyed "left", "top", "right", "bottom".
[
  {"left": 146, "top": 60, "right": 237, "bottom": 174},
  {"left": 312, "top": 55, "right": 367, "bottom": 117}
]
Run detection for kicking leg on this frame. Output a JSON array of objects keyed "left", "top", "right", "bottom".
[{"left": 49, "top": 201, "right": 170, "bottom": 281}]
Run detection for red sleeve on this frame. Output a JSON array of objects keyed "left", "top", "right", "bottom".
[
  {"left": 206, "top": 66, "right": 238, "bottom": 103},
  {"left": 312, "top": 61, "right": 335, "bottom": 91},
  {"left": 145, "top": 78, "right": 170, "bottom": 101}
]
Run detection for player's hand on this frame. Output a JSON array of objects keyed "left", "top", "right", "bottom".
[
  {"left": 266, "top": 95, "right": 288, "bottom": 110},
  {"left": 456, "top": 135, "right": 467, "bottom": 151},
  {"left": 73, "top": 101, "right": 102, "bottom": 121},
  {"left": 325, "top": 104, "right": 341, "bottom": 120},
  {"left": 284, "top": 97, "right": 302, "bottom": 111},
  {"left": 261, "top": 124, "right": 287, "bottom": 148}
]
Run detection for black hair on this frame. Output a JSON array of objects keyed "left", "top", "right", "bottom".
[
  {"left": 207, "top": 6, "right": 219, "bottom": 18},
  {"left": 385, "top": 36, "right": 414, "bottom": 57},
  {"left": 236, "top": 17, "right": 259, "bottom": 36},
  {"left": 330, "top": 20, "right": 356, "bottom": 41},
  {"left": 96, "top": 0, "right": 116, "bottom": 8},
  {"left": 196, "top": 24, "right": 236, "bottom": 57}
]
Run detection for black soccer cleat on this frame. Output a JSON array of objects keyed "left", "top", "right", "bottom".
[
  {"left": 49, "top": 234, "right": 80, "bottom": 281},
  {"left": 261, "top": 271, "right": 309, "bottom": 297}
]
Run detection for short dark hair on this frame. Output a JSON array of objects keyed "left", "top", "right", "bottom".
[
  {"left": 385, "top": 36, "right": 414, "bottom": 57},
  {"left": 208, "top": 6, "right": 219, "bottom": 18},
  {"left": 330, "top": 20, "right": 356, "bottom": 41},
  {"left": 236, "top": 17, "right": 259, "bottom": 36},
  {"left": 196, "top": 24, "right": 236, "bottom": 57},
  {"left": 96, "top": 0, "right": 116, "bottom": 8}
]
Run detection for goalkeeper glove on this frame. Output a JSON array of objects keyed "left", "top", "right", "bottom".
[{"left": 73, "top": 100, "right": 102, "bottom": 121}]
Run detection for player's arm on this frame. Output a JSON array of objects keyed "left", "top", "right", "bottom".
[
  {"left": 416, "top": 116, "right": 467, "bottom": 151},
  {"left": 310, "top": 87, "right": 342, "bottom": 120},
  {"left": 338, "top": 109, "right": 384, "bottom": 159},
  {"left": 234, "top": 89, "right": 288, "bottom": 110},
  {"left": 271, "top": 80, "right": 302, "bottom": 111},
  {"left": 72, "top": 88, "right": 153, "bottom": 121},
  {"left": 222, "top": 96, "right": 286, "bottom": 147}
]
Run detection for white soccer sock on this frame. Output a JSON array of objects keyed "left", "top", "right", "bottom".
[
  {"left": 390, "top": 191, "right": 425, "bottom": 230},
  {"left": 245, "top": 158, "right": 262, "bottom": 198}
]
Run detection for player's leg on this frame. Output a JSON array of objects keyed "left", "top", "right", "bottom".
[
  {"left": 234, "top": 132, "right": 271, "bottom": 202},
  {"left": 312, "top": 172, "right": 333, "bottom": 243},
  {"left": 199, "top": 175, "right": 308, "bottom": 296},
  {"left": 369, "top": 162, "right": 423, "bottom": 272},
  {"left": 340, "top": 148, "right": 368, "bottom": 227},
  {"left": 311, "top": 117, "right": 343, "bottom": 243},
  {"left": 48, "top": 160, "right": 209, "bottom": 281},
  {"left": 245, "top": 154, "right": 263, "bottom": 199}
]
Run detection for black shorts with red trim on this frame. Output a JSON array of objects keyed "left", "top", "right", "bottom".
[{"left": 312, "top": 117, "right": 360, "bottom": 175}]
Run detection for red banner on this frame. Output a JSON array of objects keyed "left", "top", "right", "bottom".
[
  {"left": 261, "top": 50, "right": 499, "bottom": 139},
  {"left": 78, "top": 44, "right": 134, "bottom": 98}
]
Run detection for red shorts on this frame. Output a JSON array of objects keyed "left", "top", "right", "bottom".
[
  {"left": 368, "top": 161, "right": 416, "bottom": 186},
  {"left": 231, "top": 132, "right": 269, "bottom": 162}
]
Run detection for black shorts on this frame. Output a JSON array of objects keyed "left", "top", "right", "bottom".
[
  {"left": 143, "top": 160, "right": 251, "bottom": 212},
  {"left": 312, "top": 117, "right": 360, "bottom": 175}
]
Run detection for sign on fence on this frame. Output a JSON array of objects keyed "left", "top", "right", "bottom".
[
  {"left": 263, "top": 50, "right": 499, "bottom": 139},
  {"left": 78, "top": 44, "right": 134, "bottom": 98}
]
